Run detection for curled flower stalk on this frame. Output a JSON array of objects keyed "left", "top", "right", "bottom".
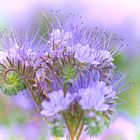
[{"left": 0, "top": 11, "right": 130, "bottom": 140}]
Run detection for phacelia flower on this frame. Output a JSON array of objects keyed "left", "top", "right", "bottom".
[
  {"left": 70, "top": 43, "right": 114, "bottom": 67},
  {"left": 41, "top": 90, "right": 75, "bottom": 117},
  {"left": 0, "top": 11, "right": 129, "bottom": 139},
  {"left": 78, "top": 81, "right": 111, "bottom": 111},
  {"left": 48, "top": 29, "right": 72, "bottom": 47}
]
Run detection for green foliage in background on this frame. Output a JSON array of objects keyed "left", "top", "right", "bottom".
[
  {"left": 138, "top": 132, "right": 140, "bottom": 140},
  {"left": 114, "top": 54, "right": 140, "bottom": 117}
]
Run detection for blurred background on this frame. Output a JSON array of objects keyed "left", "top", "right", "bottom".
[{"left": 0, "top": 0, "right": 140, "bottom": 139}]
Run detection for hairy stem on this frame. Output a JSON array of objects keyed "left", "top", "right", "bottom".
[
  {"left": 74, "top": 111, "right": 83, "bottom": 135},
  {"left": 62, "top": 113, "right": 75, "bottom": 140},
  {"left": 76, "top": 123, "right": 84, "bottom": 140}
]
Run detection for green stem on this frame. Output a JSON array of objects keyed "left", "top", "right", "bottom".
[
  {"left": 76, "top": 123, "right": 84, "bottom": 140},
  {"left": 62, "top": 113, "right": 75, "bottom": 140},
  {"left": 74, "top": 111, "right": 83, "bottom": 135},
  {"left": 62, "top": 110, "right": 84, "bottom": 140}
]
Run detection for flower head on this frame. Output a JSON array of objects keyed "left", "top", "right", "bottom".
[
  {"left": 48, "top": 29, "right": 72, "bottom": 47},
  {"left": 41, "top": 90, "right": 75, "bottom": 117},
  {"left": 79, "top": 81, "right": 111, "bottom": 111},
  {"left": 0, "top": 11, "right": 129, "bottom": 138}
]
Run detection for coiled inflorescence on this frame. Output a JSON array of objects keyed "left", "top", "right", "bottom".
[{"left": 0, "top": 11, "right": 130, "bottom": 139}]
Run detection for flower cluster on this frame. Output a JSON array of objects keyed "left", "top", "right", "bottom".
[{"left": 0, "top": 11, "right": 129, "bottom": 139}]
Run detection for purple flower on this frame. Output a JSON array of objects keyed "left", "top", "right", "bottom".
[
  {"left": 0, "top": 25, "right": 46, "bottom": 66},
  {"left": 71, "top": 43, "right": 95, "bottom": 64},
  {"left": 79, "top": 81, "right": 111, "bottom": 111},
  {"left": 48, "top": 29, "right": 72, "bottom": 47},
  {"left": 69, "top": 43, "right": 114, "bottom": 66},
  {"left": 0, "top": 11, "right": 129, "bottom": 138},
  {"left": 41, "top": 90, "right": 75, "bottom": 117}
]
